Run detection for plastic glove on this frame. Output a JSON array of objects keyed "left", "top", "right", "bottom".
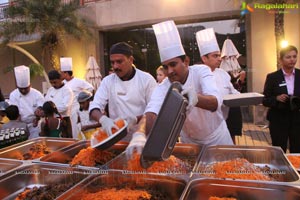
[
  {"left": 125, "top": 116, "right": 137, "bottom": 127},
  {"left": 181, "top": 87, "right": 198, "bottom": 111},
  {"left": 99, "top": 115, "right": 119, "bottom": 136},
  {"left": 126, "top": 132, "right": 146, "bottom": 159}
]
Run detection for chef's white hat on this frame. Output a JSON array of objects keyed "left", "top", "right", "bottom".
[
  {"left": 60, "top": 57, "right": 73, "bottom": 71},
  {"left": 196, "top": 28, "right": 220, "bottom": 56},
  {"left": 153, "top": 20, "right": 185, "bottom": 62},
  {"left": 14, "top": 65, "right": 30, "bottom": 88}
]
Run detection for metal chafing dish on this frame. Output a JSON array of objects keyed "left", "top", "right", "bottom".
[
  {"left": 57, "top": 170, "right": 186, "bottom": 200},
  {"left": 106, "top": 143, "right": 201, "bottom": 177},
  {"left": 0, "top": 163, "right": 89, "bottom": 200},
  {"left": 180, "top": 178, "right": 300, "bottom": 200},
  {"left": 0, "top": 137, "right": 78, "bottom": 160},
  {"left": 0, "top": 158, "right": 23, "bottom": 176},
  {"left": 38, "top": 140, "right": 128, "bottom": 168},
  {"left": 193, "top": 145, "right": 300, "bottom": 183}
]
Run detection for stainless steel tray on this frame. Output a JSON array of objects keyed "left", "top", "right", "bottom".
[
  {"left": 193, "top": 145, "right": 300, "bottom": 182},
  {"left": 57, "top": 170, "right": 186, "bottom": 200},
  {"left": 180, "top": 178, "right": 300, "bottom": 200},
  {"left": 0, "top": 158, "right": 23, "bottom": 176},
  {"left": 0, "top": 163, "right": 89, "bottom": 200},
  {"left": 0, "top": 137, "right": 78, "bottom": 160},
  {"left": 38, "top": 140, "right": 128, "bottom": 168},
  {"left": 106, "top": 143, "right": 202, "bottom": 176},
  {"left": 223, "top": 92, "right": 264, "bottom": 107}
]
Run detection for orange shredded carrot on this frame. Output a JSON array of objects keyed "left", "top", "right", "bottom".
[
  {"left": 70, "top": 147, "right": 115, "bottom": 167},
  {"left": 287, "top": 155, "right": 300, "bottom": 169},
  {"left": 10, "top": 151, "right": 24, "bottom": 160},
  {"left": 15, "top": 188, "right": 31, "bottom": 200},
  {"left": 200, "top": 158, "right": 272, "bottom": 181},
  {"left": 95, "top": 119, "right": 125, "bottom": 142},
  {"left": 126, "top": 152, "right": 190, "bottom": 173},
  {"left": 209, "top": 197, "right": 237, "bottom": 200},
  {"left": 22, "top": 143, "right": 51, "bottom": 160},
  {"left": 81, "top": 188, "right": 151, "bottom": 200}
]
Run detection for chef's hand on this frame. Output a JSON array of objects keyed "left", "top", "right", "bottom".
[
  {"left": 126, "top": 132, "right": 146, "bottom": 159},
  {"left": 99, "top": 116, "right": 119, "bottom": 136},
  {"left": 125, "top": 116, "right": 138, "bottom": 127},
  {"left": 181, "top": 87, "right": 198, "bottom": 111}
]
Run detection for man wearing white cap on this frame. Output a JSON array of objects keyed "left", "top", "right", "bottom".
[
  {"left": 89, "top": 42, "right": 157, "bottom": 141},
  {"left": 126, "top": 21, "right": 233, "bottom": 156},
  {"left": 9, "top": 65, "right": 45, "bottom": 139},
  {"left": 44, "top": 70, "right": 74, "bottom": 138},
  {"left": 196, "top": 28, "right": 241, "bottom": 144},
  {"left": 60, "top": 57, "right": 94, "bottom": 139}
]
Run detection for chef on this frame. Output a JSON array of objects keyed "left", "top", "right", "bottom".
[
  {"left": 45, "top": 70, "right": 74, "bottom": 138},
  {"left": 9, "top": 65, "right": 45, "bottom": 139},
  {"left": 89, "top": 42, "right": 157, "bottom": 141},
  {"left": 126, "top": 21, "right": 233, "bottom": 156},
  {"left": 60, "top": 57, "right": 94, "bottom": 139},
  {"left": 196, "top": 28, "right": 241, "bottom": 144}
]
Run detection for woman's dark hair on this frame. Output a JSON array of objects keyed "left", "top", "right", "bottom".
[
  {"left": 48, "top": 70, "right": 61, "bottom": 80},
  {"left": 43, "top": 101, "right": 61, "bottom": 118},
  {"left": 280, "top": 45, "right": 298, "bottom": 59},
  {"left": 42, "top": 101, "right": 64, "bottom": 135},
  {"left": 5, "top": 105, "right": 19, "bottom": 120}
]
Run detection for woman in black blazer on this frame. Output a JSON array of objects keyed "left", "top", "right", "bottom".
[{"left": 263, "top": 45, "right": 300, "bottom": 153}]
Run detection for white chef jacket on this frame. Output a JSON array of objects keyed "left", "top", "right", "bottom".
[
  {"left": 63, "top": 77, "right": 94, "bottom": 99},
  {"left": 145, "top": 65, "right": 233, "bottom": 146},
  {"left": 9, "top": 88, "right": 45, "bottom": 139},
  {"left": 89, "top": 68, "right": 157, "bottom": 140},
  {"left": 45, "top": 84, "right": 74, "bottom": 117},
  {"left": 64, "top": 77, "right": 94, "bottom": 138},
  {"left": 213, "top": 68, "right": 239, "bottom": 119}
]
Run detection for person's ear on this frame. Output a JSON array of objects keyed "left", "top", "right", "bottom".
[{"left": 201, "top": 55, "right": 208, "bottom": 63}]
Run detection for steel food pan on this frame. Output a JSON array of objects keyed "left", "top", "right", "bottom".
[
  {"left": 106, "top": 143, "right": 202, "bottom": 176},
  {"left": 0, "top": 137, "right": 78, "bottom": 160},
  {"left": 0, "top": 163, "right": 89, "bottom": 200},
  {"left": 193, "top": 145, "right": 299, "bottom": 182},
  {"left": 39, "top": 140, "right": 128, "bottom": 168},
  {"left": 58, "top": 170, "right": 186, "bottom": 200},
  {"left": 180, "top": 178, "right": 300, "bottom": 200},
  {"left": 0, "top": 158, "right": 23, "bottom": 176},
  {"left": 223, "top": 92, "right": 264, "bottom": 107}
]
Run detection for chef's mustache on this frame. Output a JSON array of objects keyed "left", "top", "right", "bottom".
[{"left": 113, "top": 68, "right": 122, "bottom": 73}]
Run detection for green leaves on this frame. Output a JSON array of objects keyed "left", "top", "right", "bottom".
[
  {"left": 0, "top": 0, "right": 89, "bottom": 48},
  {"left": 3, "top": 63, "right": 44, "bottom": 78}
]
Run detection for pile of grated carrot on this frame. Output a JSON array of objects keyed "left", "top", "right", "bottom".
[
  {"left": 23, "top": 143, "right": 51, "bottom": 160},
  {"left": 70, "top": 147, "right": 115, "bottom": 167},
  {"left": 209, "top": 197, "right": 237, "bottom": 200},
  {"left": 201, "top": 158, "right": 272, "bottom": 181},
  {"left": 94, "top": 119, "right": 125, "bottom": 142},
  {"left": 287, "top": 155, "right": 300, "bottom": 169},
  {"left": 126, "top": 152, "right": 190, "bottom": 173},
  {"left": 81, "top": 188, "right": 151, "bottom": 200}
]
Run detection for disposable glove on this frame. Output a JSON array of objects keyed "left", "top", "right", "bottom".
[
  {"left": 126, "top": 132, "right": 146, "bottom": 159},
  {"left": 99, "top": 115, "right": 119, "bottom": 136},
  {"left": 181, "top": 87, "right": 198, "bottom": 111},
  {"left": 124, "top": 116, "right": 138, "bottom": 127}
]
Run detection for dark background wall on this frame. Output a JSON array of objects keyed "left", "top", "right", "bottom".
[{"left": 102, "top": 22, "right": 246, "bottom": 77}]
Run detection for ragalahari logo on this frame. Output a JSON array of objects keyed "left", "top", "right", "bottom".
[{"left": 241, "top": 2, "right": 254, "bottom": 15}]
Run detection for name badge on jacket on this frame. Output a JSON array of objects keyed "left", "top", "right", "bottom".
[{"left": 279, "top": 82, "right": 287, "bottom": 87}]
